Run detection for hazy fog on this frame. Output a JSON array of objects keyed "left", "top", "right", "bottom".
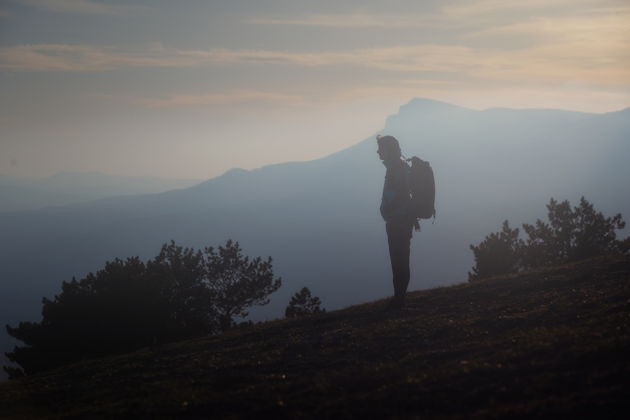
[
  {"left": 1, "top": 98, "right": 629, "bottom": 380},
  {"left": 2, "top": 0, "right": 629, "bottom": 179},
  {"left": 1, "top": 0, "right": 629, "bottom": 382}
]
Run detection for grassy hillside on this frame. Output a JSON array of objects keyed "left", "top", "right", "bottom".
[{"left": 2, "top": 255, "right": 629, "bottom": 419}]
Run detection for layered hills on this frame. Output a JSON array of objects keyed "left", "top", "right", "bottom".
[
  {"left": 0, "top": 172, "right": 201, "bottom": 212},
  {"left": 2, "top": 98, "right": 629, "bottom": 379}
]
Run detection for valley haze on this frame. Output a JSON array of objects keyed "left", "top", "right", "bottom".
[
  {"left": 0, "top": 172, "right": 202, "bottom": 212},
  {"left": 1, "top": 98, "right": 629, "bottom": 381}
]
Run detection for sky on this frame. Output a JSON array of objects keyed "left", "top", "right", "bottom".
[{"left": 1, "top": 0, "right": 629, "bottom": 180}]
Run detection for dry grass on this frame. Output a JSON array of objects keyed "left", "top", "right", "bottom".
[{"left": 1, "top": 255, "right": 629, "bottom": 419}]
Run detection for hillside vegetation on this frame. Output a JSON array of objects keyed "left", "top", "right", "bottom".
[{"left": 1, "top": 255, "right": 629, "bottom": 419}]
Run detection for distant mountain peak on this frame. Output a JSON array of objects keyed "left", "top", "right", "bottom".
[
  {"left": 404, "top": 97, "right": 467, "bottom": 111},
  {"left": 384, "top": 98, "right": 471, "bottom": 130},
  {"left": 196, "top": 167, "right": 249, "bottom": 189},
  {"left": 604, "top": 106, "right": 630, "bottom": 115},
  {"left": 222, "top": 168, "right": 249, "bottom": 177}
]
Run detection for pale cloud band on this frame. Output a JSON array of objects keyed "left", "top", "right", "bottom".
[
  {"left": 2, "top": 1, "right": 628, "bottom": 113},
  {"left": 123, "top": 90, "right": 307, "bottom": 108},
  {"left": 2, "top": 38, "right": 627, "bottom": 87},
  {"left": 2, "top": 1, "right": 627, "bottom": 86},
  {"left": 0, "top": 44, "right": 207, "bottom": 71},
  {"left": 247, "top": 13, "right": 440, "bottom": 28},
  {"left": 249, "top": 0, "right": 629, "bottom": 27},
  {"left": 18, "top": 0, "right": 145, "bottom": 16}
]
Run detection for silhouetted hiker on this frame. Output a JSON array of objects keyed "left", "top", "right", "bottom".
[{"left": 377, "top": 135, "right": 414, "bottom": 309}]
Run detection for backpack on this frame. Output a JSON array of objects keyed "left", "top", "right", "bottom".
[{"left": 406, "top": 156, "right": 436, "bottom": 221}]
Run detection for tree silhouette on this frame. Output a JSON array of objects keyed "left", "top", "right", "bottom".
[
  {"left": 521, "top": 197, "right": 626, "bottom": 268},
  {"left": 285, "top": 287, "right": 325, "bottom": 318},
  {"left": 5, "top": 240, "right": 281, "bottom": 378},
  {"left": 468, "top": 220, "right": 521, "bottom": 282},
  {"left": 469, "top": 197, "right": 627, "bottom": 281},
  {"left": 204, "top": 240, "right": 282, "bottom": 332},
  {"left": 147, "top": 242, "right": 214, "bottom": 334},
  {"left": 6, "top": 256, "right": 167, "bottom": 378}
]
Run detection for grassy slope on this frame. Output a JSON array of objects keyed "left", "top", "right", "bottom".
[{"left": 1, "top": 256, "right": 629, "bottom": 419}]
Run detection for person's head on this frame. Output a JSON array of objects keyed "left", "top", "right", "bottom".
[{"left": 376, "top": 135, "right": 401, "bottom": 161}]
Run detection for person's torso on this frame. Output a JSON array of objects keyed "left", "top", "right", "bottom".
[{"left": 380, "top": 159, "right": 411, "bottom": 222}]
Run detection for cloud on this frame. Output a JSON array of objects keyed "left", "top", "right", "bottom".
[
  {"left": 0, "top": 43, "right": 472, "bottom": 72},
  {"left": 3, "top": 0, "right": 628, "bottom": 87},
  {"left": 18, "top": 0, "right": 145, "bottom": 16},
  {"left": 0, "top": 44, "right": 207, "bottom": 71},
  {"left": 3, "top": 1, "right": 629, "bottom": 91},
  {"left": 0, "top": 43, "right": 498, "bottom": 76},
  {"left": 247, "top": 13, "right": 440, "bottom": 28},
  {"left": 193, "top": 45, "right": 480, "bottom": 72},
  {"left": 441, "top": 0, "right": 623, "bottom": 16},
  {"left": 462, "top": 12, "right": 630, "bottom": 84},
  {"left": 466, "top": 9, "right": 630, "bottom": 40},
  {"left": 2, "top": 41, "right": 628, "bottom": 87},
  {"left": 120, "top": 90, "right": 306, "bottom": 108},
  {"left": 248, "top": 1, "right": 628, "bottom": 29}
]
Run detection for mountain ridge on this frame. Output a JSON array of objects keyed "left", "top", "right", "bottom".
[
  {"left": 0, "top": 172, "right": 202, "bottom": 213},
  {"left": 4, "top": 98, "right": 625, "bottom": 214}
]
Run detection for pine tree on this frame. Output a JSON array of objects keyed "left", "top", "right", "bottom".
[
  {"left": 285, "top": 287, "right": 325, "bottom": 318},
  {"left": 469, "top": 197, "right": 627, "bottom": 281},
  {"left": 521, "top": 197, "right": 626, "bottom": 268},
  {"left": 5, "top": 240, "right": 281, "bottom": 377},
  {"left": 468, "top": 220, "right": 521, "bottom": 281},
  {"left": 204, "top": 240, "right": 281, "bottom": 332}
]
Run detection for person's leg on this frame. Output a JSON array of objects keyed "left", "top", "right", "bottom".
[
  {"left": 386, "top": 220, "right": 413, "bottom": 302},
  {"left": 386, "top": 222, "right": 400, "bottom": 298},
  {"left": 396, "top": 221, "right": 412, "bottom": 300}
]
